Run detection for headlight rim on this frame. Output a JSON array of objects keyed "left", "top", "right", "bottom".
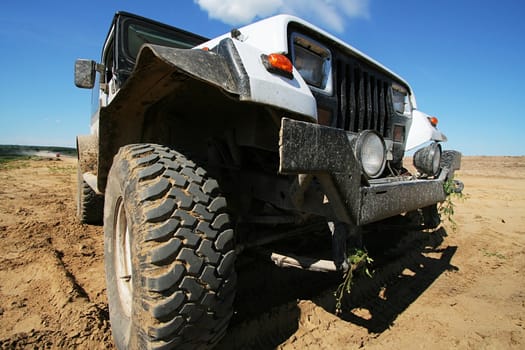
[
  {"left": 354, "top": 130, "right": 387, "bottom": 179},
  {"left": 413, "top": 142, "right": 442, "bottom": 177}
]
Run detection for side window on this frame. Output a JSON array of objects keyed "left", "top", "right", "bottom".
[
  {"left": 90, "top": 34, "right": 115, "bottom": 113},
  {"left": 99, "top": 31, "right": 117, "bottom": 104},
  {"left": 103, "top": 39, "right": 115, "bottom": 83}
]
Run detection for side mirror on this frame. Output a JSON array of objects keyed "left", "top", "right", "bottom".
[{"left": 74, "top": 59, "right": 104, "bottom": 89}]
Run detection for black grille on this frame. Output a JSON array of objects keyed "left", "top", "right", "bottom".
[{"left": 335, "top": 59, "right": 393, "bottom": 137}]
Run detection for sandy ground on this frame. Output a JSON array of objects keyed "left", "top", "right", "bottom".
[{"left": 0, "top": 155, "right": 523, "bottom": 349}]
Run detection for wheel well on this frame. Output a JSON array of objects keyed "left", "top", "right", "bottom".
[{"left": 140, "top": 78, "right": 280, "bottom": 157}]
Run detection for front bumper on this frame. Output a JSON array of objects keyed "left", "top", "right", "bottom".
[{"left": 279, "top": 118, "right": 461, "bottom": 225}]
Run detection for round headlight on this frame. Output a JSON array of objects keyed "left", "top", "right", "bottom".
[
  {"left": 355, "top": 130, "right": 386, "bottom": 178},
  {"left": 413, "top": 142, "right": 442, "bottom": 176}
]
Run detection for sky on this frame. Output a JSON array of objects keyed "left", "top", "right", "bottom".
[{"left": 0, "top": 0, "right": 524, "bottom": 156}]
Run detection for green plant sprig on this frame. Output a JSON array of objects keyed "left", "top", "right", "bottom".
[
  {"left": 439, "top": 178, "right": 467, "bottom": 232},
  {"left": 334, "top": 248, "right": 373, "bottom": 315}
]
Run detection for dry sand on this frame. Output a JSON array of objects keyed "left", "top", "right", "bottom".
[{"left": 0, "top": 156, "right": 523, "bottom": 349}]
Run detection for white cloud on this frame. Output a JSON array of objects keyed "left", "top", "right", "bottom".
[
  {"left": 194, "top": 0, "right": 370, "bottom": 33},
  {"left": 194, "top": 0, "right": 284, "bottom": 25}
]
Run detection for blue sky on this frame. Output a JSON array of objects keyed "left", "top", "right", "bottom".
[{"left": 0, "top": 0, "right": 523, "bottom": 155}]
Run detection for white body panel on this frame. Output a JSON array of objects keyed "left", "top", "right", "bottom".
[
  {"left": 405, "top": 110, "right": 447, "bottom": 151},
  {"left": 90, "top": 118, "right": 99, "bottom": 136},
  {"left": 230, "top": 38, "right": 317, "bottom": 120},
  {"left": 198, "top": 15, "right": 416, "bottom": 106},
  {"left": 197, "top": 14, "right": 423, "bottom": 123}
]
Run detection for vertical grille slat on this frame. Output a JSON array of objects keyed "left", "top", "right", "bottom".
[
  {"left": 348, "top": 64, "right": 355, "bottom": 132},
  {"left": 334, "top": 57, "right": 392, "bottom": 138},
  {"left": 338, "top": 61, "right": 347, "bottom": 129},
  {"left": 385, "top": 86, "right": 394, "bottom": 129},
  {"left": 379, "top": 81, "right": 386, "bottom": 135},
  {"left": 372, "top": 76, "right": 379, "bottom": 131},
  {"left": 357, "top": 69, "right": 365, "bottom": 132},
  {"left": 365, "top": 72, "right": 372, "bottom": 131}
]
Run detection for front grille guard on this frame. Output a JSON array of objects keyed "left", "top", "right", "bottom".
[{"left": 279, "top": 117, "right": 461, "bottom": 225}]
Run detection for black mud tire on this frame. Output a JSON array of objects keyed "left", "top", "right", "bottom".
[
  {"left": 77, "top": 166, "right": 104, "bottom": 225},
  {"left": 104, "top": 144, "right": 236, "bottom": 350}
]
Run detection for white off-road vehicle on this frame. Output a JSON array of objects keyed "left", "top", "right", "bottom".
[{"left": 75, "top": 12, "right": 462, "bottom": 349}]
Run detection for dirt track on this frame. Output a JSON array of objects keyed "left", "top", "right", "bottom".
[{"left": 0, "top": 156, "right": 524, "bottom": 349}]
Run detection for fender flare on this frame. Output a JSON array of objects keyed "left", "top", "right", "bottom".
[{"left": 97, "top": 40, "right": 249, "bottom": 192}]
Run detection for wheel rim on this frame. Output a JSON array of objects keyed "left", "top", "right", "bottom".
[{"left": 114, "top": 196, "right": 133, "bottom": 317}]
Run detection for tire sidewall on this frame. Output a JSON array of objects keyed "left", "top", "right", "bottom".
[{"left": 104, "top": 154, "right": 137, "bottom": 349}]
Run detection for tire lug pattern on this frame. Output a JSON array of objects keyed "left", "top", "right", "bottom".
[
  {"left": 172, "top": 209, "right": 197, "bottom": 228},
  {"left": 196, "top": 221, "right": 218, "bottom": 239},
  {"left": 199, "top": 266, "right": 222, "bottom": 289},
  {"left": 149, "top": 291, "right": 185, "bottom": 319},
  {"left": 181, "top": 167, "right": 203, "bottom": 184},
  {"left": 207, "top": 197, "right": 227, "bottom": 213},
  {"left": 177, "top": 158, "right": 196, "bottom": 168},
  {"left": 137, "top": 162, "right": 165, "bottom": 181},
  {"left": 160, "top": 160, "right": 182, "bottom": 171},
  {"left": 211, "top": 213, "right": 229, "bottom": 230},
  {"left": 192, "top": 204, "right": 214, "bottom": 221},
  {"left": 139, "top": 177, "right": 170, "bottom": 201},
  {"left": 217, "top": 250, "right": 235, "bottom": 277},
  {"left": 144, "top": 263, "right": 185, "bottom": 292},
  {"left": 157, "top": 151, "right": 176, "bottom": 160},
  {"left": 167, "top": 188, "right": 193, "bottom": 209},
  {"left": 163, "top": 169, "right": 187, "bottom": 186},
  {"left": 215, "top": 229, "right": 234, "bottom": 251},
  {"left": 149, "top": 238, "right": 182, "bottom": 264},
  {"left": 129, "top": 145, "right": 154, "bottom": 157},
  {"left": 174, "top": 228, "right": 201, "bottom": 247},
  {"left": 202, "top": 179, "right": 219, "bottom": 195},
  {"left": 201, "top": 292, "right": 217, "bottom": 308},
  {"left": 187, "top": 183, "right": 209, "bottom": 204},
  {"left": 197, "top": 240, "right": 221, "bottom": 264},
  {"left": 180, "top": 276, "right": 205, "bottom": 301},
  {"left": 145, "top": 197, "right": 176, "bottom": 223},
  {"left": 136, "top": 152, "right": 160, "bottom": 166},
  {"left": 110, "top": 144, "right": 235, "bottom": 348},
  {"left": 177, "top": 248, "right": 203, "bottom": 274},
  {"left": 195, "top": 167, "right": 207, "bottom": 177},
  {"left": 180, "top": 304, "right": 204, "bottom": 323},
  {"left": 145, "top": 218, "right": 180, "bottom": 242},
  {"left": 148, "top": 316, "right": 184, "bottom": 339}
]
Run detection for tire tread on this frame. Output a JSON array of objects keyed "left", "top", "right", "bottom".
[{"left": 107, "top": 144, "right": 235, "bottom": 348}]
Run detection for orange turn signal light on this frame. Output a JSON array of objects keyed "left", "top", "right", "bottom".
[
  {"left": 429, "top": 116, "right": 438, "bottom": 126},
  {"left": 261, "top": 53, "right": 293, "bottom": 79},
  {"left": 268, "top": 54, "right": 293, "bottom": 74}
]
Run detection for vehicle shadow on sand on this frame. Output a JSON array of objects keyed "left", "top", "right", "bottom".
[
  {"left": 217, "top": 227, "right": 458, "bottom": 349},
  {"left": 331, "top": 227, "right": 459, "bottom": 333}
]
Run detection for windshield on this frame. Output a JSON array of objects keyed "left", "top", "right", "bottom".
[{"left": 124, "top": 21, "right": 205, "bottom": 60}]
